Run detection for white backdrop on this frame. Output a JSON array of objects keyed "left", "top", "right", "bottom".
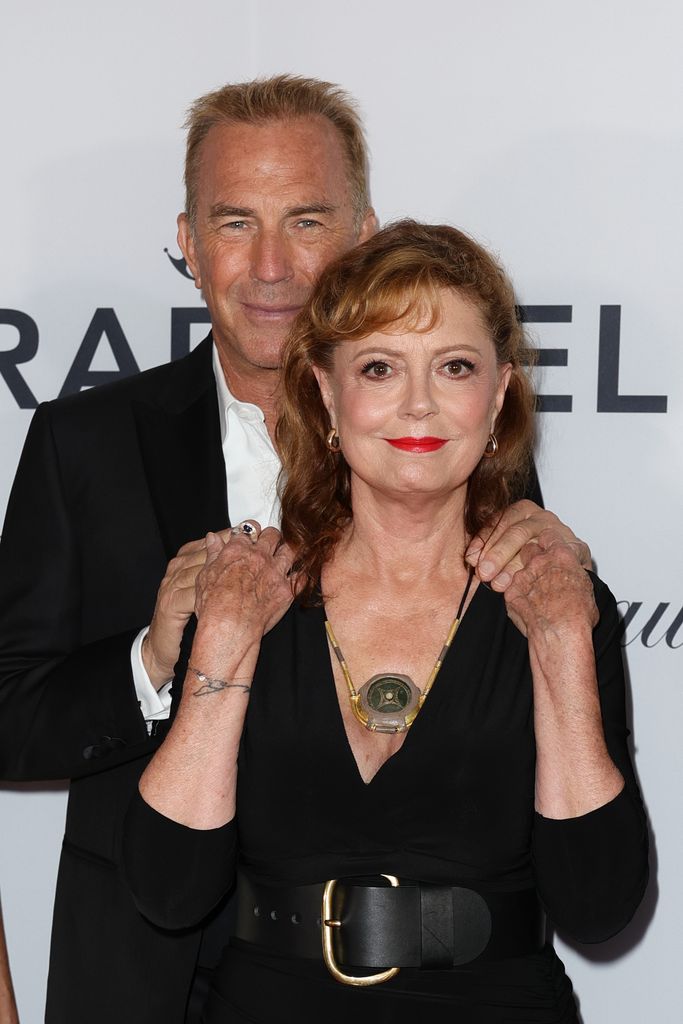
[{"left": 1, "top": 2, "right": 681, "bottom": 1021}]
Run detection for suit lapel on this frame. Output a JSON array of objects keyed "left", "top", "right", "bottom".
[{"left": 133, "top": 336, "right": 229, "bottom": 560}]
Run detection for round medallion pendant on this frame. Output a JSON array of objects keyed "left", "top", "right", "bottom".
[{"left": 358, "top": 673, "right": 421, "bottom": 733}]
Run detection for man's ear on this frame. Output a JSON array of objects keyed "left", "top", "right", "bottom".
[
  {"left": 356, "top": 207, "right": 379, "bottom": 244},
  {"left": 311, "top": 365, "right": 336, "bottom": 426},
  {"left": 177, "top": 213, "right": 202, "bottom": 290}
]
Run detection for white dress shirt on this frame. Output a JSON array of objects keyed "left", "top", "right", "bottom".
[{"left": 133, "top": 344, "right": 282, "bottom": 727}]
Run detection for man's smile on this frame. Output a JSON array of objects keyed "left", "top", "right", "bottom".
[{"left": 240, "top": 302, "right": 303, "bottom": 321}]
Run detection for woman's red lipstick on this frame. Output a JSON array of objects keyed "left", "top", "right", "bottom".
[{"left": 385, "top": 437, "right": 447, "bottom": 452}]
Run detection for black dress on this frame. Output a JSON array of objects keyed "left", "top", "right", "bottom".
[{"left": 124, "top": 576, "right": 648, "bottom": 1023}]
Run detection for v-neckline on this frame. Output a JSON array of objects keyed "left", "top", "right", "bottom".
[{"left": 318, "top": 580, "right": 483, "bottom": 788}]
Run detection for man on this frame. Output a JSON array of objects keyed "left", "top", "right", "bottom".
[{"left": 0, "top": 76, "right": 587, "bottom": 1023}]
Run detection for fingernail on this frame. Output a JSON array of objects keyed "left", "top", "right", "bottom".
[
  {"left": 479, "top": 559, "right": 496, "bottom": 579},
  {"left": 491, "top": 571, "right": 512, "bottom": 590}
]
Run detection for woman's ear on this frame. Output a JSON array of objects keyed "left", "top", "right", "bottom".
[
  {"left": 492, "top": 362, "right": 513, "bottom": 426},
  {"left": 311, "top": 365, "right": 336, "bottom": 426}
]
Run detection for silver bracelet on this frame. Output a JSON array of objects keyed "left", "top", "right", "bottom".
[{"left": 188, "top": 665, "right": 251, "bottom": 696}]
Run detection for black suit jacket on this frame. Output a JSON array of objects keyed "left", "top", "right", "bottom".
[{"left": 0, "top": 336, "right": 228, "bottom": 1023}]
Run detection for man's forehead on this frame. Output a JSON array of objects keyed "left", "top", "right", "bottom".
[
  {"left": 196, "top": 116, "right": 352, "bottom": 210},
  {"left": 200, "top": 115, "right": 346, "bottom": 170}
]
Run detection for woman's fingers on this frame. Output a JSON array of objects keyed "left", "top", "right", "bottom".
[{"left": 503, "top": 546, "right": 598, "bottom": 639}]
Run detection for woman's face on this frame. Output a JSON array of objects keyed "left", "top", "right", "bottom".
[{"left": 314, "top": 288, "right": 511, "bottom": 505}]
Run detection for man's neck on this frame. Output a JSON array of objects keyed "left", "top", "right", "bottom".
[{"left": 215, "top": 348, "right": 280, "bottom": 442}]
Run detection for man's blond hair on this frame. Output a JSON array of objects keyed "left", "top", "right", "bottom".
[{"left": 184, "top": 74, "right": 370, "bottom": 228}]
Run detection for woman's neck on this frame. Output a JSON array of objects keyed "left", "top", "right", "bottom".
[{"left": 331, "top": 481, "right": 470, "bottom": 587}]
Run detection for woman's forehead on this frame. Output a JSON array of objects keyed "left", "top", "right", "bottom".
[{"left": 344, "top": 289, "right": 489, "bottom": 345}]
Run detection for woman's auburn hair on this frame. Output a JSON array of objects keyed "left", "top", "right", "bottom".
[{"left": 276, "top": 219, "right": 537, "bottom": 603}]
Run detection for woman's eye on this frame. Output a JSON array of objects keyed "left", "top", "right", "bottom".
[
  {"left": 361, "top": 360, "right": 392, "bottom": 379},
  {"left": 444, "top": 359, "right": 474, "bottom": 377}
]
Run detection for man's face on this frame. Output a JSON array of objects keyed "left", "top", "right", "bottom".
[{"left": 178, "top": 116, "right": 377, "bottom": 380}]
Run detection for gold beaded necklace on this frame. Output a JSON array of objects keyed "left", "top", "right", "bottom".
[{"left": 324, "top": 568, "right": 474, "bottom": 734}]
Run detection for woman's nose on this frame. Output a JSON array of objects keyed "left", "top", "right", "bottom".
[{"left": 397, "top": 373, "right": 438, "bottom": 419}]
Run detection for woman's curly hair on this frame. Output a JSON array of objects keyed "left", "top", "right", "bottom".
[{"left": 276, "top": 219, "right": 536, "bottom": 602}]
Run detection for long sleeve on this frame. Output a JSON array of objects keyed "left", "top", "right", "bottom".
[
  {"left": 531, "top": 575, "right": 649, "bottom": 942},
  {"left": 0, "top": 402, "right": 157, "bottom": 780},
  {"left": 123, "top": 788, "right": 238, "bottom": 929},
  {"left": 122, "top": 610, "right": 243, "bottom": 927}
]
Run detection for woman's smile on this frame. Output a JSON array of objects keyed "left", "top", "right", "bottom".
[{"left": 384, "top": 436, "right": 448, "bottom": 452}]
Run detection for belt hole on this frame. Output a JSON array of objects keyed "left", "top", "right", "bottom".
[
  {"left": 291, "top": 912, "right": 301, "bottom": 925},
  {"left": 253, "top": 906, "right": 260, "bottom": 917},
  {"left": 270, "top": 910, "right": 278, "bottom": 921}
]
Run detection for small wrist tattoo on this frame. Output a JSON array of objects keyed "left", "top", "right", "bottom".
[{"left": 188, "top": 665, "right": 252, "bottom": 697}]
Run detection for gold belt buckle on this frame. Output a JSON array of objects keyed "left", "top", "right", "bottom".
[{"left": 322, "top": 874, "right": 401, "bottom": 986}]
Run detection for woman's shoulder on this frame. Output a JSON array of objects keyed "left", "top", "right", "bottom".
[
  {"left": 584, "top": 570, "right": 624, "bottom": 657},
  {"left": 586, "top": 570, "right": 618, "bottom": 616}
]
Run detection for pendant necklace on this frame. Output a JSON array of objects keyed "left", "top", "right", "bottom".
[{"left": 325, "top": 567, "right": 475, "bottom": 735}]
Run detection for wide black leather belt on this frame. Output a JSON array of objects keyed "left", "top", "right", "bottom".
[{"left": 235, "top": 874, "right": 545, "bottom": 986}]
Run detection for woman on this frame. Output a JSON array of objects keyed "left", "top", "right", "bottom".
[{"left": 124, "top": 220, "right": 648, "bottom": 1023}]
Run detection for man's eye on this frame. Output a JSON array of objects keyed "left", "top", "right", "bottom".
[
  {"left": 361, "top": 360, "right": 392, "bottom": 378},
  {"left": 444, "top": 359, "right": 474, "bottom": 377},
  {"left": 223, "top": 220, "right": 247, "bottom": 230},
  {"left": 297, "top": 219, "right": 321, "bottom": 229}
]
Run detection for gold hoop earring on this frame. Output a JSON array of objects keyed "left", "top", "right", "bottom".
[
  {"left": 483, "top": 433, "right": 498, "bottom": 458},
  {"left": 326, "top": 428, "right": 341, "bottom": 452}
]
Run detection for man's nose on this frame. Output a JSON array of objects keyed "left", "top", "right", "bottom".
[{"left": 250, "top": 230, "right": 294, "bottom": 284}]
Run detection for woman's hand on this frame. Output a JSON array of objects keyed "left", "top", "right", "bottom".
[
  {"left": 192, "top": 526, "right": 296, "bottom": 677},
  {"left": 502, "top": 543, "right": 598, "bottom": 641},
  {"left": 504, "top": 544, "right": 623, "bottom": 819},
  {"left": 137, "top": 525, "right": 296, "bottom": 831}
]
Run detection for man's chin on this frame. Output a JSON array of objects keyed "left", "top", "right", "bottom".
[{"left": 212, "top": 320, "right": 292, "bottom": 376}]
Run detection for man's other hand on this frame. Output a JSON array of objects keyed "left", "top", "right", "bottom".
[
  {"left": 143, "top": 530, "right": 232, "bottom": 688},
  {"left": 465, "top": 501, "right": 592, "bottom": 592}
]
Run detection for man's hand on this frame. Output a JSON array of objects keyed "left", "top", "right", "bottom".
[
  {"left": 143, "top": 529, "right": 233, "bottom": 688},
  {"left": 465, "top": 500, "right": 592, "bottom": 591}
]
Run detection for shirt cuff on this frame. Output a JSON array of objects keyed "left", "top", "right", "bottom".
[{"left": 131, "top": 627, "right": 173, "bottom": 727}]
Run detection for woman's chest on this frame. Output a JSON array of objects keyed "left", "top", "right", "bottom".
[{"left": 238, "top": 594, "right": 537, "bottom": 855}]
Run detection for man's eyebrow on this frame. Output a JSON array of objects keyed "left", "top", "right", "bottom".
[
  {"left": 208, "top": 203, "right": 338, "bottom": 221},
  {"left": 209, "top": 204, "right": 254, "bottom": 220},
  {"left": 287, "top": 204, "right": 337, "bottom": 217}
]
